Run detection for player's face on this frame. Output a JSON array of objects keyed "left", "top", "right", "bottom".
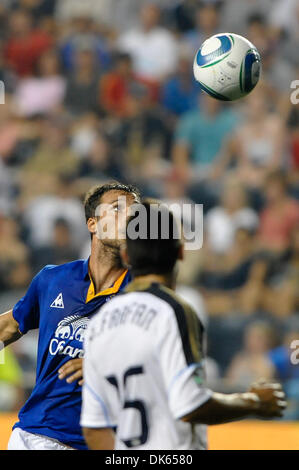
[{"left": 95, "top": 190, "right": 139, "bottom": 249}]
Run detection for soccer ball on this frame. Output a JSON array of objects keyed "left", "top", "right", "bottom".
[{"left": 193, "top": 33, "right": 261, "bottom": 101}]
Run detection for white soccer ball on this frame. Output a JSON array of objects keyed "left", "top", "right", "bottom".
[{"left": 193, "top": 33, "right": 261, "bottom": 101}]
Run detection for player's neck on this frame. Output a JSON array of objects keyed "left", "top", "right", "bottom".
[
  {"left": 133, "top": 273, "right": 175, "bottom": 290},
  {"left": 89, "top": 243, "right": 125, "bottom": 295}
]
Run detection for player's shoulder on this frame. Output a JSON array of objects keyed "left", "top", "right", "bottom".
[
  {"left": 126, "top": 281, "right": 201, "bottom": 326},
  {"left": 148, "top": 283, "right": 200, "bottom": 323},
  {"left": 37, "top": 259, "right": 87, "bottom": 281}
]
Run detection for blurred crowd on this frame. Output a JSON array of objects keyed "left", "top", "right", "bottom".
[{"left": 0, "top": 0, "right": 298, "bottom": 418}]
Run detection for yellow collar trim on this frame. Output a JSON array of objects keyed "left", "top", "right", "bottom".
[{"left": 86, "top": 269, "right": 128, "bottom": 303}]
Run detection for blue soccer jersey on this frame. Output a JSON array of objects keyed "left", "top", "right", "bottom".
[{"left": 12, "top": 258, "right": 131, "bottom": 450}]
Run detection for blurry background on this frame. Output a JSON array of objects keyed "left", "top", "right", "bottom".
[{"left": 0, "top": 0, "right": 298, "bottom": 439}]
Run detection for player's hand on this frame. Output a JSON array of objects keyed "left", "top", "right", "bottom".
[
  {"left": 58, "top": 358, "right": 83, "bottom": 386},
  {"left": 248, "top": 379, "right": 287, "bottom": 418}
]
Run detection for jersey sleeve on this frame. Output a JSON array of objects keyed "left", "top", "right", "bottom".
[
  {"left": 157, "top": 302, "right": 212, "bottom": 420},
  {"left": 12, "top": 268, "right": 44, "bottom": 334},
  {"left": 80, "top": 320, "right": 117, "bottom": 429}
]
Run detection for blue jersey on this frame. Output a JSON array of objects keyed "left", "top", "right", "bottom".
[{"left": 12, "top": 258, "right": 131, "bottom": 450}]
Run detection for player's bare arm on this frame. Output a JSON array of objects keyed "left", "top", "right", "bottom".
[
  {"left": 181, "top": 380, "right": 287, "bottom": 425},
  {"left": 0, "top": 309, "right": 84, "bottom": 385},
  {"left": 82, "top": 428, "right": 115, "bottom": 451},
  {"left": 0, "top": 310, "right": 22, "bottom": 347}
]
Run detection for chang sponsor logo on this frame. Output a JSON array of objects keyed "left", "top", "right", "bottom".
[{"left": 49, "top": 315, "right": 90, "bottom": 358}]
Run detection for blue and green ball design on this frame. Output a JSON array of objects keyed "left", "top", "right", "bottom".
[
  {"left": 240, "top": 48, "right": 261, "bottom": 94},
  {"left": 194, "top": 33, "right": 261, "bottom": 101}
]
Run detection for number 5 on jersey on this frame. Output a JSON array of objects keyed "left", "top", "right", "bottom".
[{"left": 106, "top": 366, "right": 149, "bottom": 447}]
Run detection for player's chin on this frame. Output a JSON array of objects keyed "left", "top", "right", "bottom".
[{"left": 101, "top": 238, "right": 123, "bottom": 250}]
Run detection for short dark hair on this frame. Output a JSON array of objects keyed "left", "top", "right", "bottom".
[
  {"left": 113, "top": 52, "right": 132, "bottom": 66},
  {"left": 54, "top": 217, "right": 70, "bottom": 229},
  {"left": 198, "top": 0, "right": 223, "bottom": 11},
  {"left": 247, "top": 13, "right": 266, "bottom": 26},
  {"left": 126, "top": 201, "right": 181, "bottom": 277},
  {"left": 84, "top": 181, "right": 140, "bottom": 222}
]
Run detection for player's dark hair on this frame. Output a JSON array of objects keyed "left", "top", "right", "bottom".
[
  {"left": 84, "top": 181, "right": 140, "bottom": 222},
  {"left": 126, "top": 201, "right": 181, "bottom": 277}
]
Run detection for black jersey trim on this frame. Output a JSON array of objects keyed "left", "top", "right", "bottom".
[{"left": 144, "top": 283, "right": 203, "bottom": 366}]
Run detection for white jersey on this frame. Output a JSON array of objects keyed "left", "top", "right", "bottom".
[{"left": 80, "top": 281, "right": 212, "bottom": 450}]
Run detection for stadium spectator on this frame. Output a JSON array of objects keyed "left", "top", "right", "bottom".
[
  {"left": 205, "top": 177, "right": 259, "bottom": 254},
  {"left": 263, "top": 223, "right": 299, "bottom": 318},
  {"left": 246, "top": 14, "right": 272, "bottom": 59},
  {"left": 14, "top": 49, "right": 65, "bottom": 117},
  {"left": 55, "top": 0, "right": 111, "bottom": 26},
  {"left": 198, "top": 227, "right": 267, "bottom": 316},
  {"left": 183, "top": 0, "right": 222, "bottom": 56},
  {"left": 0, "top": 215, "right": 31, "bottom": 292},
  {"left": 69, "top": 113, "right": 99, "bottom": 160},
  {"left": 0, "top": 43, "right": 17, "bottom": 94},
  {"left": 99, "top": 53, "right": 152, "bottom": 118},
  {"left": 257, "top": 171, "right": 299, "bottom": 254},
  {"left": 278, "top": 5, "right": 299, "bottom": 70},
  {"left": 161, "top": 47, "right": 199, "bottom": 118},
  {"left": 7, "top": 113, "right": 46, "bottom": 168},
  {"left": 0, "top": 99, "right": 22, "bottom": 162},
  {"left": 268, "top": 0, "right": 299, "bottom": 37},
  {"left": 30, "top": 218, "right": 80, "bottom": 274},
  {"left": 4, "top": 9, "right": 53, "bottom": 76},
  {"left": 118, "top": 4, "right": 178, "bottom": 82},
  {"left": 108, "top": 83, "right": 170, "bottom": 181},
  {"left": 0, "top": 159, "right": 14, "bottom": 215},
  {"left": 250, "top": 17, "right": 295, "bottom": 99},
  {"left": 225, "top": 321, "right": 276, "bottom": 389},
  {"left": 22, "top": 174, "right": 87, "bottom": 250},
  {"left": 59, "top": 13, "right": 110, "bottom": 72},
  {"left": 214, "top": 88, "right": 287, "bottom": 196},
  {"left": 64, "top": 46, "right": 101, "bottom": 116},
  {"left": 22, "top": 116, "right": 78, "bottom": 177},
  {"left": 221, "top": 0, "right": 272, "bottom": 36},
  {"left": 21, "top": 0, "right": 56, "bottom": 18},
  {"left": 77, "top": 133, "right": 123, "bottom": 181},
  {"left": 172, "top": 94, "right": 239, "bottom": 184},
  {"left": 170, "top": 0, "right": 197, "bottom": 32}
]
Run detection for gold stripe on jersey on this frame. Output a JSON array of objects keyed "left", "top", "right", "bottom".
[
  {"left": 86, "top": 269, "right": 128, "bottom": 303},
  {"left": 158, "top": 284, "right": 203, "bottom": 364}
]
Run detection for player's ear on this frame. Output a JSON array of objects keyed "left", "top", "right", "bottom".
[
  {"left": 87, "top": 217, "right": 97, "bottom": 237},
  {"left": 120, "top": 244, "right": 130, "bottom": 268}
]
